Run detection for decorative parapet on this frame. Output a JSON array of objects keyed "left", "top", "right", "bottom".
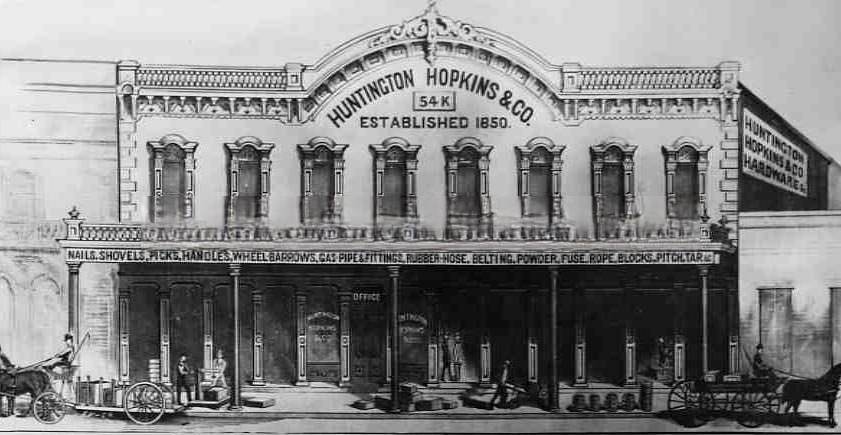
[
  {"left": 116, "top": 6, "right": 740, "bottom": 126},
  {"left": 576, "top": 67, "right": 720, "bottom": 92},
  {"left": 137, "top": 66, "right": 288, "bottom": 90}
]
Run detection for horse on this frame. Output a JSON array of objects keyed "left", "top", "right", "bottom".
[
  {"left": 0, "top": 368, "right": 52, "bottom": 417},
  {"left": 781, "top": 363, "right": 841, "bottom": 427}
]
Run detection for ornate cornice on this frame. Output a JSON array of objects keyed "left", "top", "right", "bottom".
[{"left": 116, "top": 7, "right": 741, "bottom": 126}]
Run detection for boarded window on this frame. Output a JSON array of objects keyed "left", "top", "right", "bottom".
[
  {"left": 309, "top": 148, "right": 334, "bottom": 222},
  {"left": 527, "top": 147, "right": 552, "bottom": 218},
  {"left": 161, "top": 145, "right": 186, "bottom": 220},
  {"left": 235, "top": 146, "right": 261, "bottom": 220},
  {"left": 383, "top": 164, "right": 406, "bottom": 217},
  {"left": 759, "top": 288, "right": 793, "bottom": 372},
  {"left": 528, "top": 166, "right": 551, "bottom": 217},
  {"left": 831, "top": 288, "right": 841, "bottom": 365},
  {"left": 454, "top": 149, "right": 481, "bottom": 217},
  {"left": 674, "top": 146, "right": 700, "bottom": 219},
  {"left": 602, "top": 163, "right": 625, "bottom": 218},
  {"left": 3, "top": 170, "right": 40, "bottom": 221}
]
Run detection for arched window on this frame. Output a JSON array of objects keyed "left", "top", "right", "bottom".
[
  {"left": 444, "top": 138, "right": 493, "bottom": 236},
  {"left": 515, "top": 137, "right": 565, "bottom": 223},
  {"left": 226, "top": 137, "right": 275, "bottom": 223},
  {"left": 148, "top": 134, "right": 198, "bottom": 222},
  {"left": 663, "top": 137, "right": 711, "bottom": 221},
  {"left": 298, "top": 137, "right": 348, "bottom": 224},
  {"left": 370, "top": 137, "right": 420, "bottom": 224},
  {"left": 591, "top": 138, "right": 637, "bottom": 237}
]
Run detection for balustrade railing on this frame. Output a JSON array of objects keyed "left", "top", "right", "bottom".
[{"left": 66, "top": 219, "right": 721, "bottom": 243}]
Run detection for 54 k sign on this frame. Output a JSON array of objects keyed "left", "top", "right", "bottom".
[{"left": 413, "top": 91, "right": 456, "bottom": 111}]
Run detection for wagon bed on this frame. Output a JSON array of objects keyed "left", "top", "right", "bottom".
[{"left": 667, "top": 378, "right": 782, "bottom": 428}]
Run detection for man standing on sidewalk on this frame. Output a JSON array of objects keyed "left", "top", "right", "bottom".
[{"left": 176, "top": 355, "right": 193, "bottom": 406}]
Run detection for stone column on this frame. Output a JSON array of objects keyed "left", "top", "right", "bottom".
[
  {"left": 339, "top": 292, "right": 351, "bottom": 387},
  {"left": 67, "top": 262, "right": 81, "bottom": 344},
  {"left": 699, "top": 266, "right": 710, "bottom": 374},
  {"left": 158, "top": 286, "right": 172, "bottom": 386},
  {"left": 549, "top": 267, "right": 560, "bottom": 411},
  {"left": 228, "top": 264, "right": 242, "bottom": 410},
  {"left": 622, "top": 277, "right": 637, "bottom": 386},
  {"left": 202, "top": 286, "right": 214, "bottom": 385},
  {"left": 527, "top": 288, "right": 538, "bottom": 384},
  {"left": 672, "top": 281, "right": 687, "bottom": 383},
  {"left": 252, "top": 286, "right": 265, "bottom": 386},
  {"left": 573, "top": 285, "right": 588, "bottom": 386},
  {"left": 295, "top": 291, "right": 309, "bottom": 385},
  {"left": 118, "top": 285, "right": 130, "bottom": 385},
  {"left": 479, "top": 291, "right": 492, "bottom": 387},
  {"left": 387, "top": 266, "right": 400, "bottom": 413},
  {"left": 426, "top": 291, "right": 440, "bottom": 387},
  {"left": 726, "top": 275, "right": 740, "bottom": 374}
]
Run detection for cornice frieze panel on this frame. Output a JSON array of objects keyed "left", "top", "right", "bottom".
[{"left": 119, "top": 6, "right": 741, "bottom": 126}]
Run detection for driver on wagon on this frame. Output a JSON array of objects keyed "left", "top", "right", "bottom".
[{"left": 43, "top": 334, "right": 74, "bottom": 373}]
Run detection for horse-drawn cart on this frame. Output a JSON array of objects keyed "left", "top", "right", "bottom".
[
  {"left": 667, "top": 377, "right": 782, "bottom": 428},
  {"left": 2, "top": 334, "right": 185, "bottom": 426},
  {"left": 32, "top": 378, "right": 186, "bottom": 425}
]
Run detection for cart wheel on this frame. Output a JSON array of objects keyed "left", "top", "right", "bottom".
[
  {"left": 667, "top": 381, "right": 707, "bottom": 428},
  {"left": 735, "top": 391, "right": 780, "bottom": 428},
  {"left": 123, "top": 382, "right": 165, "bottom": 425},
  {"left": 32, "top": 391, "right": 66, "bottom": 425}
]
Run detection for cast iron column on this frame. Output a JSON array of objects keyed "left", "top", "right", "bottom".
[
  {"left": 229, "top": 264, "right": 242, "bottom": 410},
  {"left": 67, "top": 262, "right": 81, "bottom": 340},
  {"left": 549, "top": 266, "right": 560, "bottom": 412},
  {"left": 388, "top": 266, "right": 400, "bottom": 413},
  {"left": 699, "top": 266, "right": 710, "bottom": 374}
]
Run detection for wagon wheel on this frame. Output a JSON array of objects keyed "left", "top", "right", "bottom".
[
  {"left": 735, "top": 390, "right": 780, "bottom": 428},
  {"left": 667, "top": 380, "right": 707, "bottom": 427},
  {"left": 123, "top": 382, "right": 165, "bottom": 425},
  {"left": 32, "top": 391, "right": 67, "bottom": 425}
]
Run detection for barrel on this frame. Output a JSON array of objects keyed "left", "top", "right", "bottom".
[
  {"left": 639, "top": 381, "right": 653, "bottom": 412},
  {"left": 148, "top": 359, "right": 161, "bottom": 383}
]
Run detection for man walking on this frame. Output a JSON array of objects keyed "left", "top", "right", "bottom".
[{"left": 490, "top": 360, "right": 511, "bottom": 409}]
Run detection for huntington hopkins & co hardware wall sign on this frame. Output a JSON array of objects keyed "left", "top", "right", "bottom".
[{"left": 65, "top": 247, "right": 718, "bottom": 265}]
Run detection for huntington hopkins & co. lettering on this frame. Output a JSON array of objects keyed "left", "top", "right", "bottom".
[{"left": 326, "top": 67, "right": 536, "bottom": 127}]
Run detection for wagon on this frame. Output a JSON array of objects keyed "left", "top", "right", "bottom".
[
  {"left": 667, "top": 377, "right": 782, "bottom": 428},
  {"left": 32, "top": 377, "right": 186, "bottom": 425}
]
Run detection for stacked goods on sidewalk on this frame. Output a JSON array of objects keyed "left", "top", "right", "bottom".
[
  {"left": 148, "top": 359, "right": 161, "bottom": 383},
  {"left": 567, "top": 391, "right": 639, "bottom": 412},
  {"left": 243, "top": 397, "right": 274, "bottom": 408},
  {"left": 398, "top": 382, "right": 422, "bottom": 412}
]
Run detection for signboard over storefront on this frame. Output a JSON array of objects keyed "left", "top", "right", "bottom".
[
  {"left": 65, "top": 247, "right": 718, "bottom": 265},
  {"left": 742, "top": 108, "right": 809, "bottom": 197}
]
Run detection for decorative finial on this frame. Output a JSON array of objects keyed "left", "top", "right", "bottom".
[
  {"left": 68, "top": 206, "right": 80, "bottom": 219},
  {"left": 423, "top": 0, "right": 440, "bottom": 64}
]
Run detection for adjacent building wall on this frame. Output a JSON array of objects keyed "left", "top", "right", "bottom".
[
  {"left": 0, "top": 59, "right": 119, "bottom": 376},
  {"left": 739, "top": 211, "right": 841, "bottom": 378}
]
